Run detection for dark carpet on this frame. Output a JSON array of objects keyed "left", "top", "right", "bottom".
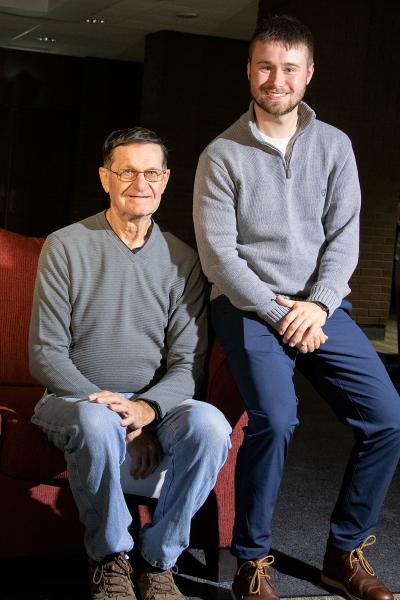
[{"left": 1, "top": 367, "right": 399, "bottom": 599}]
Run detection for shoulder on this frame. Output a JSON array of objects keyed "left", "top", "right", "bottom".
[
  {"left": 44, "top": 213, "right": 105, "bottom": 250},
  {"left": 311, "top": 119, "right": 353, "bottom": 150},
  {"left": 157, "top": 229, "right": 199, "bottom": 268},
  {"left": 199, "top": 109, "right": 252, "bottom": 162}
]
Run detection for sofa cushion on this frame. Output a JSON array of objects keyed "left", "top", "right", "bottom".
[
  {"left": 0, "top": 229, "right": 44, "bottom": 386},
  {"left": 0, "top": 415, "right": 68, "bottom": 481}
]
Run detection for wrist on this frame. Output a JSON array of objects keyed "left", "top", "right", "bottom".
[
  {"left": 136, "top": 399, "right": 157, "bottom": 424},
  {"left": 310, "top": 300, "right": 329, "bottom": 315}
]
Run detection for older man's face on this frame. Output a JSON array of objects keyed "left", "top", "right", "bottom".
[{"left": 99, "top": 143, "right": 170, "bottom": 222}]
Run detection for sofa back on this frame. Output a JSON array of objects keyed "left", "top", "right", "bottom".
[{"left": 0, "top": 229, "right": 45, "bottom": 386}]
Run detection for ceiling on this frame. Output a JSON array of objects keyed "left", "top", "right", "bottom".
[{"left": 0, "top": 0, "right": 259, "bottom": 62}]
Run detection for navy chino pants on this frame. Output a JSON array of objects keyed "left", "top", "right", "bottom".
[{"left": 211, "top": 295, "right": 400, "bottom": 560}]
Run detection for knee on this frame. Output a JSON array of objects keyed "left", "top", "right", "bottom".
[
  {"left": 247, "top": 408, "right": 298, "bottom": 441},
  {"left": 176, "top": 400, "right": 232, "bottom": 454},
  {"left": 69, "top": 402, "right": 123, "bottom": 449},
  {"left": 366, "top": 390, "right": 400, "bottom": 442}
]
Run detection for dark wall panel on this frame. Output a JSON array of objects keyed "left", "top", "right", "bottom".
[
  {"left": 140, "top": 31, "right": 250, "bottom": 247},
  {"left": 0, "top": 48, "right": 143, "bottom": 236}
]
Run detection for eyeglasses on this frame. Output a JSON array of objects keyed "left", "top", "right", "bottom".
[{"left": 106, "top": 168, "right": 166, "bottom": 183}]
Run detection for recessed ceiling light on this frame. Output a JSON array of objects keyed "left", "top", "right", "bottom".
[
  {"left": 37, "top": 36, "right": 56, "bottom": 43},
  {"left": 176, "top": 12, "right": 198, "bottom": 18},
  {"left": 85, "top": 17, "right": 105, "bottom": 24}
]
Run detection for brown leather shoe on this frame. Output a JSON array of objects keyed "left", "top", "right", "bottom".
[
  {"left": 321, "top": 535, "right": 393, "bottom": 600},
  {"left": 232, "top": 555, "right": 279, "bottom": 600}
]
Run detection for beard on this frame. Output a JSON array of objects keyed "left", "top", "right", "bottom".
[{"left": 251, "top": 85, "right": 306, "bottom": 117}]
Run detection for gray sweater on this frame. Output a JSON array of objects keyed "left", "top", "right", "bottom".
[
  {"left": 29, "top": 211, "right": 207, "bottom": 417},
  {"left": 193, "top": 101, "right": 361, "bottom": 328}
]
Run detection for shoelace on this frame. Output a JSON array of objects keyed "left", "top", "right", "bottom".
[
  {"left": 144, "top": 570, "right": 178, "bottom": 594},
  {"left": 237, "top": 555, "right": 275, "bottom": 595},
  {"left": 349, "top": 535, "right": 376, "bottom": 577},
  {"left": 92, "top": 553, "right": 132, "bottom": 594}
]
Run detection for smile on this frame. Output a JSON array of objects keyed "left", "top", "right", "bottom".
[{"left": 266, "top": 91, "right": 288, "bottom": 97}]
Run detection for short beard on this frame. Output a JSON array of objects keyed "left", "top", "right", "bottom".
[{"left": 253, "top": 95, "right": 302, "bottom": 118}]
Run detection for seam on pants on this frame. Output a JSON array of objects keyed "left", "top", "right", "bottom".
[{"left": 310, "top": 360, "right": 369, "bottom": 513}]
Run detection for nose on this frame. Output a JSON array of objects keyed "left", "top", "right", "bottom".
[
  {"left": 268, "top": 68, "right": 285, "bottom": 88},
  {"left": 130, "top": 172, "right": 148, "bottom": 191}
]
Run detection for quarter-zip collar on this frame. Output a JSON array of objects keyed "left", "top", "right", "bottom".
[{"left": 247, "top": 101, "right": 316, "bottom": 179}]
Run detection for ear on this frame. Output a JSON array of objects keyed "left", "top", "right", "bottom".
[
  {"left": 161, "top": 169, "right": 171, "bottom": 194},
  {"left": 306, "top": 62, "right": 314, "bottom": 86},
  {"left": 99, "top": 167, "right": 110, "bottom": 193},
  {"left": 247, "top": 59, "right": 250, "bottom": 81}
]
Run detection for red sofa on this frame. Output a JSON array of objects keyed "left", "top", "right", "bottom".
[{"left": 0, "top": 228, "right": 247, "bottom": 564}]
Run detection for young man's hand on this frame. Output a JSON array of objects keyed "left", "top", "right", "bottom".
[
  {"left": 126, "top": 428, "right": 163, "bottom": 479},
  {"left": 276, "top": 296, "right": 328, "bottom": 353},
  {"left": 88, "top": 391, "right": 156, "bottom": 429}
]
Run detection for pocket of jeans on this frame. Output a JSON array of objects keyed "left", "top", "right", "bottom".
[{"left": 33, "top": 390, "right": 53, "bottom": 414}]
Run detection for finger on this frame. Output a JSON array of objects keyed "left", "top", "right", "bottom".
[
  {"left": 88, "top": 390, "right": 114, "bottom": 401},
  {"left": 298, "top": 342, "right": 309, "bottom": 354},
  {"left": 90, "top": 396, "right": 121, "bottom": 405},
  {"left": 120, "top": 416, "right": 137, "bottom": 428},
  {"left": 282, "top": 316, "right": 307, "bottom": 343},
  {"left": 279, "top": 310, "right": 299, "bottom": 335},
  {"left": 275, "top": 295, "right": 295, "bottom": 308},
  {"left": 134, "top": 449, "right": 155, "bottom": 479},
  {"left": 130, "top": 453, "right": 143, "bottom": 478},
  {"left": 284, "top": 320, "right": 311, "bottom": 346}
]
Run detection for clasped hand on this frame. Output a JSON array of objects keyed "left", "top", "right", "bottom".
[
  {"left": 88, "top": 391, "right": 162, "bottom": 478},
  {"left": 276, "top": 296, "right": 328, "bottom": 354}
]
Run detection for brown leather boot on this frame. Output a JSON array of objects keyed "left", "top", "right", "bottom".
[
  {"left": 88, "top": 552, "right": 137, "bottom": 599},
  {"left": 321, "top": 535, "right": 394, "bottom": 600},
  {"left": 134, "top": 555, "right": 185, "bottom": 600},
  {"left": 232, "top": 555, "right": 280, "bottom": 600}
]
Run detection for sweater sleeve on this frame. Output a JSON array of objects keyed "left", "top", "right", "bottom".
[
  {"left": 193, "top": 153, "right": 289, "bottom": 329},
  {"left": 29, "top": 235, "right": 101, "bottom": 397},
  {"left": 136, "top": 257, "right": 208, "bottom": 417},
  {"left": 307, "top": 146, "right": 361, "bottom": 314}
]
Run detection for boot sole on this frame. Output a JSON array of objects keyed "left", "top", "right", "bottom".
[{"left": 321, "top": 573, "right": 361, "bottom": 600}]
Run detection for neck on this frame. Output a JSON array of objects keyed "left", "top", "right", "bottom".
[
  {"left": 106, "top": 209, "right": 152, "bottom": 250},
  {"left": 254, "top": 103, "right": 299, "bottom": 139}
]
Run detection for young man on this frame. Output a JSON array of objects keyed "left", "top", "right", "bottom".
[
  {"left": 193, "top": 15, "right": 399, "bottom": 600},
  {"left": 30, "top": 126, "right": 231, "bottom": 600}
]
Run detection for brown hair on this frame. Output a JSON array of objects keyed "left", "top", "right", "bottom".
[
  {"left": 102, "top": 127, "right": 168, "bottom": 168},
  {"left": 249, "top": 15, "right": 314, "bottom": 65}
]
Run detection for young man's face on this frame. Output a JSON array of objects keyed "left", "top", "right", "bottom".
[
  {"left": 99, "top": 143, "right": 170, "bottom": 222},
  {"left": 247, "top": 41, "right": 314, "bottom": 118}
]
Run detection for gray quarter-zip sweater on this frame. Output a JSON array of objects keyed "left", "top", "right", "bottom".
[
  {"left": 29, "top": 211, "right": 207, "bottom": 416},
  {"left": 193, "top": 101, "right": 361, "bottom": 328}
]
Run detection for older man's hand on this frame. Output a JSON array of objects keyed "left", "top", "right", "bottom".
[
  {"left": 126, "top": 428, "right": 163, "bottom": 479},
  {"left": 88, "top": 391, "right": 156, "bottom": 429}
]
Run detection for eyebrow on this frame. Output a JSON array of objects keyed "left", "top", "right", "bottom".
[
  {"left": 118, "top": 165, "right": 163, "bottom": 171},
  {"left": 255, "top": 60, "right": 301, "bottom": 68}
]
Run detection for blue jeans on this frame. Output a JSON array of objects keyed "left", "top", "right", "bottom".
[
  {"left": 31, "top": 394, "right": 231, "bottom": 567},
  {"left": 211, "top": 296, "right": 400, "bottom": 559}
]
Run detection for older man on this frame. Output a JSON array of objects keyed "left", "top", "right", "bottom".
[{"left": 30, "top": 126, "right": 231, "bottom": 600}]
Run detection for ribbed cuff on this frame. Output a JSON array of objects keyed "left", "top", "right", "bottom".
[
  {"left": 307, "top": 285, "right": 341, "bottom": 316},
  {"left": 263, "top": 303, "right": 290, "bottom": 330}
]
